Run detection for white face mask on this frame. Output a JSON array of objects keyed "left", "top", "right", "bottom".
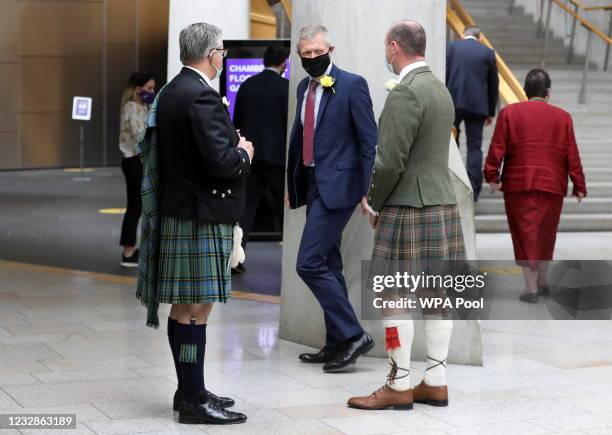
[
  {"left": 210, "top": 50, "right": 224, "bottom": 79},
  {"left": 385, "top": 43, "right": 397, "bottom": 74}
]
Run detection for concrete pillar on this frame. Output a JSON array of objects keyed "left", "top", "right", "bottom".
[
  {"left": 279, "top": 0, "right": 483, "bottom": 366},
  {"left": 166, "top": 0, "right": 250, "bottom": 83}
]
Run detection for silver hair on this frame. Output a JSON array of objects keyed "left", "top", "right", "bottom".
[
  {"left": 463, "top": 26, "right": 481, "bottom": 39},
  {"left": 179, "top": 22, "right": 222, "bottom": 64},
  {"left": 298, "top": 24, "right": 333, "bottom": 48}
]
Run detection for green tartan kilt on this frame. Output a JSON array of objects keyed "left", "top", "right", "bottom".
[{"left": 157, "top": 216, "right": 233, "bottom": 304}]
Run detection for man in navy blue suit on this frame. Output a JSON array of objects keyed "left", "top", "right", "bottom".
[
  {"left": 286, "top": 24, "right": 377, "bottom": 373},
  {"left": 446, "top": 26, "right": 499, "bottom": 201}
]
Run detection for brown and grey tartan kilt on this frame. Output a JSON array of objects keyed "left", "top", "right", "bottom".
[
  {"left": 373, "top": 204, "right": 465, "bottom": 261},
  {"left": 156, "top": 216, "right": 233, "bottom": 304},
  {"left": 372, "top": 204, "right": 466, "bottom": 316}
]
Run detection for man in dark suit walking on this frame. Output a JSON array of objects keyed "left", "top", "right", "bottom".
[
  {"left": 233, "top": 46, "right": 289, "bottom": 270},
  {"left": 286, "top": 25, "right": 377, "bottom": 373},
  {"left": 446, "top": 26, "right": 499, "bottom": 201}
]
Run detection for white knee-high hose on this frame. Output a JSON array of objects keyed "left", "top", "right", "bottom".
[
  {"left": 423, "top": 319, "right": 453, "bottom": 387},
  {"left": 383, "top": 319, "right": 414, "bottom": 392}
]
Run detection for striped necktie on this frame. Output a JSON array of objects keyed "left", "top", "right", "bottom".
[{"left": 302, "top": 80, "right": 318, "bottom": 166}]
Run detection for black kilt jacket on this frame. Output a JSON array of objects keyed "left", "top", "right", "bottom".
[{"left": 157, "top": 67, "right": 251, "bottom": 224}]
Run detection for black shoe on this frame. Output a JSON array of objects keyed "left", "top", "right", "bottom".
[
  {"left": 173, "top": 390, "right": 235, "bottom": 411},
  {"left": 231, "top": 263, "right": 246, "bottom": 275},
  {"left": 299, "top": 345, "right": 339, "bottom": 364},
  {"left": 178, "top": 393, "right": 246, "bottom": 425},
  {"left": 120, "top": 249, "right": 139, "bottom": 268},
  {"left": 519, "top": 292, "right": 539, "bottom": 304},
  {"left": 323, "top": 333, "right": 375, "bottom": 373},
  {"left": 537, "top": 284, "right": 551, "bottom": 296}
]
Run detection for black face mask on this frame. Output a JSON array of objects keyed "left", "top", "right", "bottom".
[{"left": 301, "top": 52, "right": 331, "bottom": 77}]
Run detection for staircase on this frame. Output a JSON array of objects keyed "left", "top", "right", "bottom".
[{"left": 459, "top": 0, "right": 612, "bottom": 232}]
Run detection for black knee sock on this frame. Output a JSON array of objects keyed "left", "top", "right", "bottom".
[
  {"left": 167, "top": 318, "right": 182, "bottom": 392},
  {"left": 174, "top": 322, "right": 206, "bottom": 405}
]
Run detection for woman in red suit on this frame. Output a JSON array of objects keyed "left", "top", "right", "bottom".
[{"left": 484, "top": 69, "right": 587, "bottom": 304}]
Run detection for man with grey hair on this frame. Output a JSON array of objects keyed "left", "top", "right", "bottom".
[
  {"left": 446, "top": 24, "right": 499, "bottom": 201},
  {"left": 348, "top": 19, "right": 465, "bottom": 411},
  {"left": 286, "top": 24, "right": 378, "bottom": 372},
  {"left": 154, "top": 22, "right": 253, "bottom": 425}
]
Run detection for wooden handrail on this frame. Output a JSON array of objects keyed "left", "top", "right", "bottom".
[
  {"left": 584, "top": 4, "right": 612, "bottom": 11},
  {"left": 250, "top": 12, "right": 276, "bottom": 26},
  {"left": 447, "top": 1, "right": 527, "bottom": 104},
  {"left": 567, "top": 0, "right": 589, "bottom": 10},
  {"left": 279, "top": 0, "right": 292, "bottom": 22},
  {"left": 551, "top": 0, "right": 612, "bottom": 44}
]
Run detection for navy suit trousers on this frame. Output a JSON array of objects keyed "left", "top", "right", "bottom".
[
  {"left": 296, "top": 170, "right": 364, "bottom": 346},
  {"left": 455, "top": 109, "right": 486, "bottom": 200}
]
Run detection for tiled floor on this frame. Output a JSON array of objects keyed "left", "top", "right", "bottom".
[{"left": 1, "top": 259, "right": 612, "bottom": 434}]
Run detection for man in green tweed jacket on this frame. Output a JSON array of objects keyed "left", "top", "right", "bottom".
[{"left": 349, "top": 20, "right": 466, "bottom": 411}]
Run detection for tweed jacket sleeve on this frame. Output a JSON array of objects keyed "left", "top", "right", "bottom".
[{"left": 367, "top": 86, "right": 423, "bottom": 212}]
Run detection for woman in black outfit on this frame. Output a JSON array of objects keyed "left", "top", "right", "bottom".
[{"left": 118, "top": 72, "right": 156, "bottom": 267}]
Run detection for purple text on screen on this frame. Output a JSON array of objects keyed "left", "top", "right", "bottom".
[{"left": 225, "top": 58, "right": 290, "bottom": 119}]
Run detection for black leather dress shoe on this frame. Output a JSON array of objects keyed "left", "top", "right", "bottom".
[
  {"left": 299, "top": 345, "right": 339, "bottom": 363},
  {"left": 323, "top": 333, "right": 375, "bottom": 373},
  {"left": 519, "top": 292, "right": 539, "bottom": 304},
  {"left": 173, "top": 390, "right": 235, "bottom": 411},
  {"left": 178, "top": 394, "right": 246, "bottom": 425}
]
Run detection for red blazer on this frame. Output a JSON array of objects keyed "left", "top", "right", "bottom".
[{"left": 484, "top": 100, "right": 587, "bottom": 197}]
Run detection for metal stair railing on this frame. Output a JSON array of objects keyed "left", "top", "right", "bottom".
[{"left": 538, "top": 0, "right": 612, "bottom": 103}]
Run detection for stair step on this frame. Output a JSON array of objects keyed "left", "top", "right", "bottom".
[
  {"left": 479, "top": 182, "right": 612, "bottom": 199},
  {"left": 462, "top": 0, "right": 611, "bottom": 232},
  {"left": 476, "top": 213, "right": 612, "bottom": 232},
  {"left": 476, "top": 197, "right": 612, "bottom": 215}
]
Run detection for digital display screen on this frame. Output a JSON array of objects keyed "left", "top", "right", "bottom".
[{"left": 225, "top": 58, "right": 290, "bottom": 119}]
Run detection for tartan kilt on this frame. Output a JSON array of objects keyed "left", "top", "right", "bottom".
[
  {"left": 157, "top": 216, "right": 233, "bottom": 304},
  {"left": 372, "top": 204, "right": 466, "bottom": 317},
  {"left": 373, "top": 204, "right": 465, "bottom": 261}
]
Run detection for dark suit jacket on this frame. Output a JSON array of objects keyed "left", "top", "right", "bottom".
[
  {"left": 233, "top": 69, "right": 289, "bottom": 167},
  {"left": 157, "top": 67, "right": 251, "bottom": 223},
  {"left": 484, "top": 100, "right": 587, "bottom": 197},
  {"left": 446, "top": 38, "right": 499, "bottom": 117},
  {"left": 287, "top": 64, "right": 377, "bottom": 210}
]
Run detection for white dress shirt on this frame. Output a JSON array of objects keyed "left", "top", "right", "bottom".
[
  {"left": 300, "top": 62, "right": 333, "bottom": 129},
  {"left": 398, "top": 60, "right": 428, "bottom": 82},
  {"left": 184, "top": 65, "right": 213, "bottom": 87}
]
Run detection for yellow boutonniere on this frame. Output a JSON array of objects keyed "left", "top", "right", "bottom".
[{"left": 320, "top": 75, "right": 336, "bottom": 94}]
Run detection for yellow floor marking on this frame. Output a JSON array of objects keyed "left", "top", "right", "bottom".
[
  {"left": 64, "top": 168, "right": 95, "bottom": 173},
  {"left": 99, "top": 208, "right": 127, "bottom": 215}
]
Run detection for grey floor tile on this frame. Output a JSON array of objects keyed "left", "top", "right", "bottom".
[
  {"left": 33, "top": 368, "right": 142, "bottom": 384},
  {"left": 206, "top": 420, "right": 343, "bottom": 435},
  {"left": 3, "top": 378, "right": 176, "bottom": 408},
  {"left": 40, "top": 355, "right": 152, "bottom": 372},
  {"left": 321, "top": 411, "right": 453, "bottom": 434}
]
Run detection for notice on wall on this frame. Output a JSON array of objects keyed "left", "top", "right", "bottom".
[
  {"left": 72, "top": 96, "right": 93, "bottom": 121},
  {"left": 225, "top": 58, "right": 290, "bottom": 119}
]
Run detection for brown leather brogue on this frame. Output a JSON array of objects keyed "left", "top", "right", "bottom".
[
  {"left": 412, "top": 381, "right": 448, "bottom": 407},
  {"left": 347, "top": 385, "right": 413, "bottom": 410}
]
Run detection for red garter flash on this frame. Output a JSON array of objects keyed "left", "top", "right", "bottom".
[{"left": 385, "top": 327, "right": 401, "bottom": 350}]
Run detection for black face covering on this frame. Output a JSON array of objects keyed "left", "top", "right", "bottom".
[{"left": 301, "top": 52, "right": 331, "bottom": 77}]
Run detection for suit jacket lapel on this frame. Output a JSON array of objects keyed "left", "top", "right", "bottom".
[{"left": 315, "top": 64, "right": 338, "bottom": 127}]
